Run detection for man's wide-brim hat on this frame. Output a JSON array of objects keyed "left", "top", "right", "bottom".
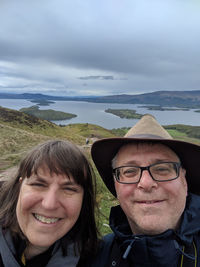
[{"left": 91, "top": 114, "right": 200, "bottom": 196}]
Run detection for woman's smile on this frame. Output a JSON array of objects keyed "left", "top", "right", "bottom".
[{"left": 33, "top": 213, "right": 60, "bottom": 224}]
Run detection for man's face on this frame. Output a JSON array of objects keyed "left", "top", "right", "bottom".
[{"left": 114, "top": 142, "right": 188, "bottom": 235}]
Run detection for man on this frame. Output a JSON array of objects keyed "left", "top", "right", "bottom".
[{"left": 91, "top": 114, "right": 200, "bottom": 267}]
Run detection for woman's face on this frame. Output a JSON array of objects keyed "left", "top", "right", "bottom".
[{"left": 16, "top": 165, "right": 84, "bottom": 257}]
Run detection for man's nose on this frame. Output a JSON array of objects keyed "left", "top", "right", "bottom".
[
  {"left": 42, "top": 189, "right": 60, "bottom": 209},
  {"left": 137, "top": 170, "right": 158, "bottom": 191}
]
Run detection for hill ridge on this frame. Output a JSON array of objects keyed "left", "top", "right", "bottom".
[{"left": 1, "top": 89, "right": 200, "bottom": 107}]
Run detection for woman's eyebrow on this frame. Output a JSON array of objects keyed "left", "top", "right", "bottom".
[
  {"left": 28, "top": 175, "right": 46, "bottom": 183},
  {"left": 28, "top": 174, "right": 78, "bottom": 186},
  {"left": 61, "top": 180, "right": 77, "bottom": 186}
]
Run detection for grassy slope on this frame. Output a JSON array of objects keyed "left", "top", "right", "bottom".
[
  {"left": 0, "top": 106, "right": 200, "bottom": 235},
  {"left": 0, "top": 123, "right": 50, "bottom": 169},
  {"left": 0, "top": 106, "right": 115, "bottom": 138}
]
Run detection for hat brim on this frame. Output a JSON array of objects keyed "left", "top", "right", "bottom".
[{"left": 91, "top": 137, "right": 200, "bottom": 196}]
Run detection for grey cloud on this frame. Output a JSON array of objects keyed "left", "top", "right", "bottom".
[
  {"left": 0, "top": 0, "right": 200, "bottom": 96},
  {"left": 78, "top": 76, "right": 114, "bottom": 80}
]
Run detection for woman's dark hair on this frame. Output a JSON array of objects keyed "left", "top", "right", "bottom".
[{"left": 0, "top": 140, "right": 99, "bottom": 259}]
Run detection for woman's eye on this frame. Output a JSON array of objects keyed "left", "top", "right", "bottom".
[
  {"left": 31, "top": 183, "right": 45, "bottom": 187},
  {"left": 64, "top": 187, "right": 77, "bottom": 192}
]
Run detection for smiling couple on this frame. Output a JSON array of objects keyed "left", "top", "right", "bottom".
[{"left": 0, "top": 114, "right": 200, "bottom": 267}]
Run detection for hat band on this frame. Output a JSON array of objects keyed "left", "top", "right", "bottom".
[{"left": 127, "top": 134, "right": 168, "bottom": 139}]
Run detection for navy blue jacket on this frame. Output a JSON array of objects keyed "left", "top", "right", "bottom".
[{"left": 89, "top": 193, "right": 200, "bottom": 267}]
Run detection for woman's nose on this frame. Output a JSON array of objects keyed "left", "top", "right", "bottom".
[{"left": 41, "top": 189, "right": 60, "bottom": 209}]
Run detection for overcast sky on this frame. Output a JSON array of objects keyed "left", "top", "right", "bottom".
[{"left": 0, "top": 0, "right": 200, "bottom": 96}]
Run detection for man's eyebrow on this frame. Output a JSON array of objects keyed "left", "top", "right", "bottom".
[
  {"left": 119, "top": 160, "right": 139, "bottom": 166},
  {"left": 120, "top": 159, "right": 174, "bottom": 166},
  {"left": 152, "top": 159, "right": 178, "bottom": 163}
]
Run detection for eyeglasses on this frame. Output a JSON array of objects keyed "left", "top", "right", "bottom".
[{"left": 113, "top": 162, "right": 182, "bottom": 184}]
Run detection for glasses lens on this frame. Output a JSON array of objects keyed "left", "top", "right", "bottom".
[
  {"left": 115, "top": 162, "right": 180, "bottom": 184},
  {"left": 150, "top": 162, "right": 178, "bottom": 181},
  {"left": 116, "top": 166, "right": 140, "bottom": 183}
]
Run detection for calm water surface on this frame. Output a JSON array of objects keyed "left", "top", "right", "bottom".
[{"left": 0, "top": 99, "right": 199, "bottom": 129}]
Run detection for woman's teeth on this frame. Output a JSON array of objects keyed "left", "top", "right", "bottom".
[{"left": 34, "top": 214, "right": 59, "bottom": 224}]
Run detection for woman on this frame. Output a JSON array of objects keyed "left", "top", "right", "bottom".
[{"left": 0, "top": 140, "right": 99, "bottom": 266}]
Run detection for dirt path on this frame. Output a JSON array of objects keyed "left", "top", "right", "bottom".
[{"left": 0, "top": 166, "right": 17, "bottom": 181}]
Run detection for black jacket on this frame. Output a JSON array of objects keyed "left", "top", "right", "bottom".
[{"left": 89, "top": 193, "right": 200, "bottom": 267}]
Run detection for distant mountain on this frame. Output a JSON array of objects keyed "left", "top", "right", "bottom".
[
  {"left": 84, "top": 90, "right": 200, "bottom": 107},
  {"left": 0, "top": 93, "right": 97, "bottom": 101},
  {"left": 1, "top": 90, "right": 200, "bottom": 107},
  {"left": 0, "top": 93, "right": 73, "bottom": 100}
]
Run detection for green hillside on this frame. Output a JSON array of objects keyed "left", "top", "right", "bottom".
[
  {"left": 0, "top": 106, "right": 200, "bottom": 235},
  {"left": 0, "top": 106, "right": 116, "bottom": 170}
]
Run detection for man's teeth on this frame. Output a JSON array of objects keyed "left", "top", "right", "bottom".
[
  {"left": 34, "top": 214, "right": 59, "bottom": 224},
  {"left": 140, "top": 201, "right": 159, "bottom": 204},
  {"left": 145, "top": 200, "right": 161, "bottom": 203}
]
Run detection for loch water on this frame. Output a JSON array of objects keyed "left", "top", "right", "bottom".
[{"left": 0, "top": 99, "right": 199, "bottom": 129}]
